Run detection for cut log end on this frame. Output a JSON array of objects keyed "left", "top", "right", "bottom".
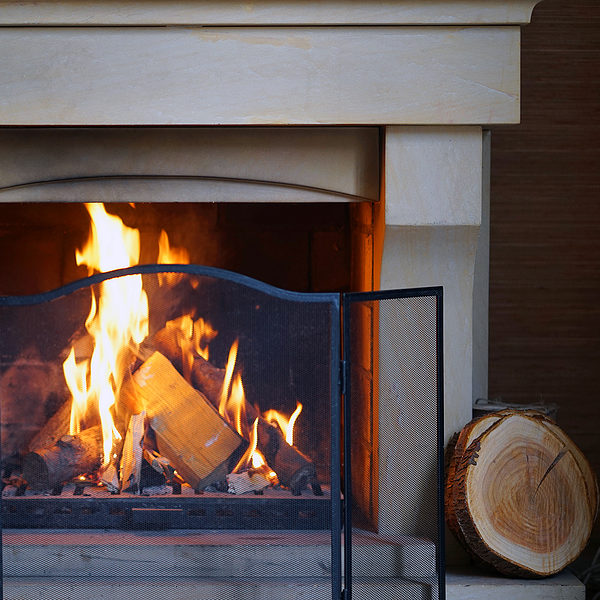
[{"left": 446, "top": 409, "right": 598, "bottom": 578}]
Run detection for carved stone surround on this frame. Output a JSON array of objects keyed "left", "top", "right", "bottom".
[{"left": 0, "top": 2, "right": 584, "bottom": 598}]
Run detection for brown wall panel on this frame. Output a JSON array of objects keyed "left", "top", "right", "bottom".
[{"left": 489, "top": 0, "right": 600, "bottom": 539}]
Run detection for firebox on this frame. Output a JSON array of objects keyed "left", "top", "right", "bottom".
[{"left": 1, "top": 128, "right": 444, "bottom": 599}]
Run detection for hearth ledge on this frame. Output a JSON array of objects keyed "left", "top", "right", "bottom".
[{"left": 0, "top": 569, "right": 584, "bottom": 600}]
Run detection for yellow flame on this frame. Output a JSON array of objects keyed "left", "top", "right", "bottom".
[
  {"left": 63, "top": 348, "right": 88, "bottom": 435},
  {"left": 157, "top": 229, "right": 190, "bottom": 286},
  {"left": 219, "top": 340, "right": 239, "bottom": 420},
  {"left": 165, "top": 315, "right": 217, "bottom": 382},
  {"left": 63, "top": 203, "right": 149, "bottom": 467},
  {"left": 264, "top": 402, "right": 303, "bottom": 446},
  {"left": 232, "top": 417, "right": 275, "bottom": 482}
]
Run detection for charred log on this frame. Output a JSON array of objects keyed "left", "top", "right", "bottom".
[{"left": 22, "top": 425, "right": 102, "bottom": 490}]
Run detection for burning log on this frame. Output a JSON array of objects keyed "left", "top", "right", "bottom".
[
  {"left": 26, "top": 397, "right": 72, "bottom": 454},
  {"left": 152, "top": 325, "right": 227, "bottom": 410},
  {"left": 22, "top": 426, "right": 102, "bottom": 490},
  {"left": 120, "top": 411, "right": 145, "bottom": 493},
  {"left": 132, "top": 352, "right": 245, "bottom": 490},
  {"left": 446, "top": 410, "right": 599, "bottom": 577},
  {"left": 257, "top": 419, "right": 319, "bottom": 496}
]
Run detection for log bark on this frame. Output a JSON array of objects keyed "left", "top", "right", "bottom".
[
  {"left": 446, "top": 409, "right": 599, "bottom": 577},
  {"left": 26, "top": 397, "right": 72, "bottom": 454},
  {"left": 132, "top": 351, "right": 245, "bottom": 490},
  {"left": 1, "top": 353, "right": 68, "bottom": 460},
  {"left": 22, "top": 426, "right": 102, "bottom": 490},
  {"left": 256, "top": 419, "right": 319, "bottom": 496}
]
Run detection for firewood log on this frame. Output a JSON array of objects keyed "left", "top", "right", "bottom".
[
  {"left": 256, "top": 419, "right": 318, "bottom": 496},
  {"left": 22, "top": 426, "right": 102, "bottom": 490},
  {"left": 152, "top": 326, "right": 228, "bottom": 411},
  {"left": 1, "top": 353, "right": 68, "bottom": 461},
  {"left": 120, "top": 412, "right": 145, "bottom": 493},
  {"left": 132, "top": 352, "right": 245, "bottom": 490},
  {"left": 26, "top": 397, "right": 72, "bottom": 454},
  {"left": 446, "top": 409, "right": 599, "bottom": 577}
]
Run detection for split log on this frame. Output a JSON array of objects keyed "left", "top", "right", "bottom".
[
  {"left": 120, "top": 412, "right": 145, "bottom": 493},
  {"left": 132, "top": 352, "right": 245, "bottom": 490},
  {"left": 1, "top": 352, "right": 68, "bottom": 460},
  {"left": 257, "top": 419, "right": 319, "bottom": 496},
  {"left": 446, "top": 409, "right": 599, "bottom": 577},
  {"left": 22, "top": 426, "right": 102, "bottom": 490},
  {"left": 26, "top": 398, "right": 72, "bottom": 454},
  {"left": 227, "top": 470, "right": 271, "bottom": 495},
  {"left": 151, "top": 324, "right": 320, "bottom": 494},
  {"left": 152, "top": 325, "right": 228, "bottom": 411}
]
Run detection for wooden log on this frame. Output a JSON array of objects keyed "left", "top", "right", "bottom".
[
  {"left": 152, "top": 325, "right": 227, "bottom": 411},
  {"left": 132, "top": 351, "right": 245, "bottom": 490},
  {"left": 26, "top": 397, "right": 72, "bottom": 454},
  {"left": 1, "top": 353, "right": 68, "bottom": 461},
  {"left": 120, "top": 412, "right": 145, "bottom": 493},
  {"left": 445, "top": 412, "right": 506, "bottom": 550},
  {"left": 256, "top": 419, "right": 318, "bottom": 496},
  {"left": 447, "top": 409, "right": 599, "bottom": 577},
  {"left": 22, "top": 426, "right": 102, "bottom": 490}
]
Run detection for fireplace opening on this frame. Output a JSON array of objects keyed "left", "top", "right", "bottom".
[
  {"left": 0, "top": 201, "right": 346, "bottom": 530},
  {"left": 1, "top": 127, "right": 444, "bottom": 598}
]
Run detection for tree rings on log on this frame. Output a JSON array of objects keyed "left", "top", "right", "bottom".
[{"left": 446, "top": 409, "right": 599, "bottom": 577}]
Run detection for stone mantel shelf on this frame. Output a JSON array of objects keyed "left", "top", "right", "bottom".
[{"left": 0, "top": 1, "right": 543, "bottom": 26}]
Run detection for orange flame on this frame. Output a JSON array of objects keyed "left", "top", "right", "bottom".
[
  {"left": 264, "top": 402, "right": 303, "bottom": 446},
  {"left": 63, "top": 203, "right": 149, "bottom": 467},
  {"left": 157, "top": 229, "right": 190, "bottom": 286},
  {"left": 165, "top": 315, "right": 217, "bottom": 382}
]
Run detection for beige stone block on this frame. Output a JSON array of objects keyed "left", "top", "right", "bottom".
[
  {"left": 0, "top": 27, "right": 520, "bottom": 125},
  {"left": 0, "top": 1, "right": 543, "bottom": 26},
  {"left": 385, "top": 126, "right": 482, "bottom": 226}
]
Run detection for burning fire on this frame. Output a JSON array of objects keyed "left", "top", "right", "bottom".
[
  {"left": 156, "top": 229, "right": 190, "bottom": 286},
  {"left": 60, "top": 203, "right": 306, "bottom": 495},
  {"left": 63, "top": 203, "right": 149, "bottom": 469}
]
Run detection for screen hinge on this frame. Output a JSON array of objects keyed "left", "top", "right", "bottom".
[{"left": 339, "top": 359, "right": 347, "bottom": 396}]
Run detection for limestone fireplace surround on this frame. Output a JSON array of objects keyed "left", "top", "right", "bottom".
[{"left": 0, "top": 1, "right": 585, "bottom": 598}]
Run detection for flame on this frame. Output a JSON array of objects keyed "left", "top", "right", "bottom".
[
  {"left": 264, "top": 402, "right": 303, "bottom": 446},
  {"left": 232, "top": 418, "right": 277, "bottom": 483},
  {"left": 63, "top": 203, "right": 149, "bottom": 467},
  {"left": 218, "top": 341, "right": 277, "bottom": 476},
  {"left": 165, "top": 315, "right": 217, "bottom": 382},
  {"left": 157, "top": 229, "right": 190, "bottom": 286}
]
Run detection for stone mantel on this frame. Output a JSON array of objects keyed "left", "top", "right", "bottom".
[{"left": 0, "top": 1, "right": 542, "bottom": 26}]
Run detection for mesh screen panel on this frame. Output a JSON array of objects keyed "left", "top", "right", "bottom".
[
  {"left": 344, "top": 289, "right": 444, "bottom": 600},
  {"left": 1, "top": 266, "right": 341, "bottom": 599}
]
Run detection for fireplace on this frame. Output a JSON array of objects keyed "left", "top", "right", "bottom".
[
  {"left": 1, "top": 128, "right": 444, "bottom": 599},
  {"left": 1, "top": 2, "right": 573, "bottom": 599}
]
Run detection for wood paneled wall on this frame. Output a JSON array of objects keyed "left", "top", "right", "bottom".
[{"left": 489, "top": 0, "right": 600, "bottom": 518}]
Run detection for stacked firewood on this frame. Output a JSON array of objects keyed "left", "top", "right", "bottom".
[{"left": 13, "top": 323, "right": 319, "bottom": 496}]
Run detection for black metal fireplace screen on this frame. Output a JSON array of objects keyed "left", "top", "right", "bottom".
[{"left": 0, "top": 265, "right": 443, "bottom": 600}]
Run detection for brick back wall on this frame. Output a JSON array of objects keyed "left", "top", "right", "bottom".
[{"left": 489, "top": 0, "right": 600, "bottom": 514}]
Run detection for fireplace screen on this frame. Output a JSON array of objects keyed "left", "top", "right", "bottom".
[{"left": 1, "top": 265, "right": 443, "bottom": 600}]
